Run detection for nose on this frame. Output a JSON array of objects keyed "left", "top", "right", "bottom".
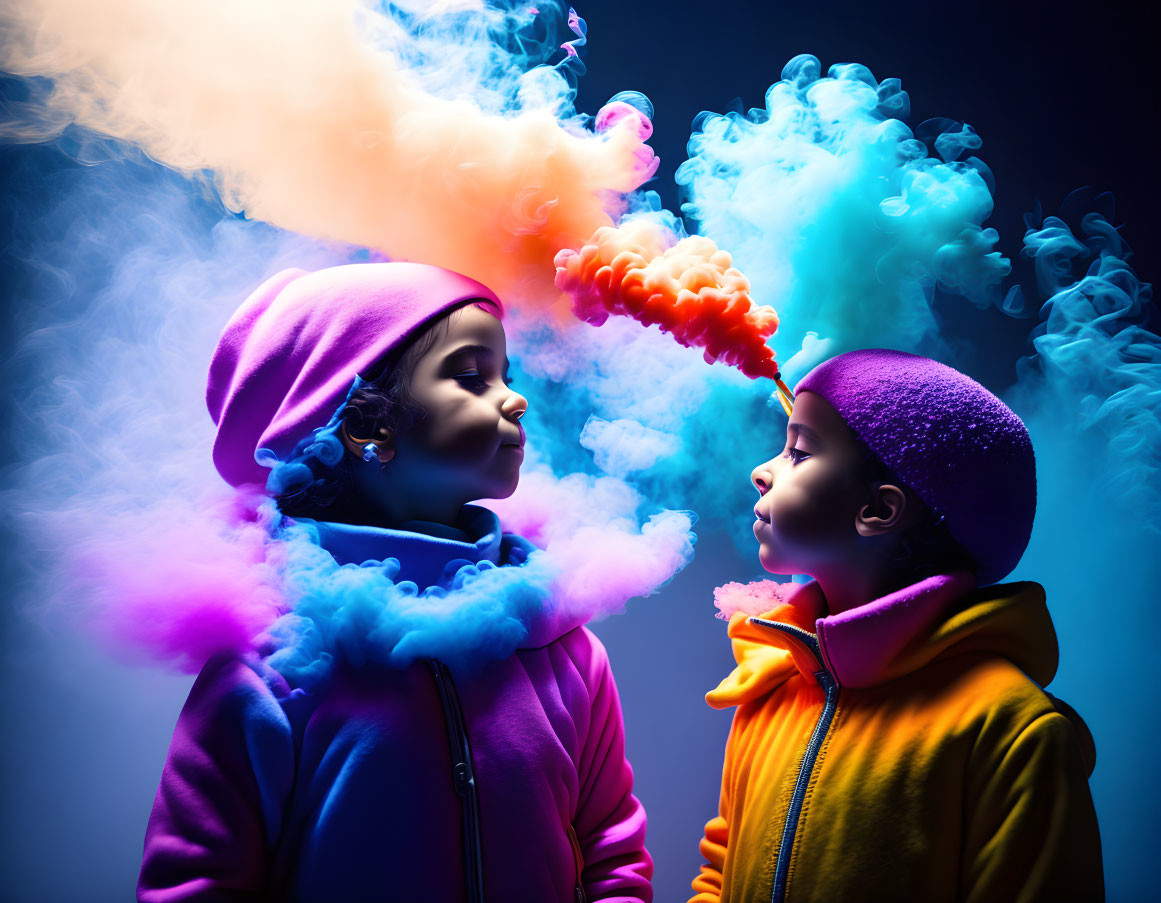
[
  {"left": 751, "top": 462, "right": 772, "bottom": 495},
  {"left": 501, "top": 389, "right": 528, "bottom": 423}
]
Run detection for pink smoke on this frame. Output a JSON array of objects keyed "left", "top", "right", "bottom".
[
  {"left": 486, "top": 468, "right": 694, "bottom": 617},
  {"left": 712, "top": 579, "right": 796, "bottom": 620},
  {"left": 77, "top": 490, "right": 286, "bottom": 672}
]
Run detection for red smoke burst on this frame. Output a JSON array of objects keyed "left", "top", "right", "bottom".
[{"left": 554, "top": 220, "right": 782, "bottom": 381}]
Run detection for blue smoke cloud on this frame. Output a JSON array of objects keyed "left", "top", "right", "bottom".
[
  {"left": 364, "top": 0, "right": 587, "bottom": 116},
  {"left": 264, "top": 499, "right": 693, "bottom": 684},
  {"left": 678, "top": 54, "right": 1011, "bottom": 378},
  {"left": 506, "top": 313, "right": 772, "bottom": 545},
  {"left": 263, "top": 513, "right": 549, "bottom": 684},
  {"left": 1004, "top": 209, "right": 1159, "bottom": 900},
  {"left": 1014, "top": 210, "right": 1159, "bottom": 516}
]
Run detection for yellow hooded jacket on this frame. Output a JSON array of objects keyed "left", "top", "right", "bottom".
[{"left": 690, "top": 573, "right": 1103, "bottom": 903}]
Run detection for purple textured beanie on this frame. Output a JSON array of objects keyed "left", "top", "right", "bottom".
[
  {"left": 796, "top": 349, "right": 1036, "bottom": 585},
  {"left": 207, "top": 262, "right": 502, "bottom": 487}
]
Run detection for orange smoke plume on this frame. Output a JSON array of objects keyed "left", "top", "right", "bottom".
[
  {"left": 554, "top": 220, "right": 787, "bottom": 386},
  {"left": 0, "top": 0, "right": 656, "bottom": 309}
]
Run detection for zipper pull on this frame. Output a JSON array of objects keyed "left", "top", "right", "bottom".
[{"left": 453, "top": 761, "right": 475, "bottom": 796}]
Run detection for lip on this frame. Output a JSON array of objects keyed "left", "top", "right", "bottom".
[
  {"left": 753, "top": 507, "right": 770, "bottom": 524},
  {"left": 500, "top": 424, "right": 526, "bottom": 449}
]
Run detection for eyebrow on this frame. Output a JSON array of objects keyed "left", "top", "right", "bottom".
[
  {"left": 444, "top": 343, "right": 511, "bottom": 376},
  {"left": 445, "top": 343, "right": 493, "bottom": 358},
  {"left": 788, "top": 422, "right": 821, "bottom": 443},
  {"left": 443, "top": 344, "right": 495, "bottom": 369}
]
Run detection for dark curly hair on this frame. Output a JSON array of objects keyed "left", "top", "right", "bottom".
[
  {"left": 271, "top": 301, "right": 487, "bottom": 523},
  {"left": 856, "top": 439, "right": 977, "bottom": 588}
]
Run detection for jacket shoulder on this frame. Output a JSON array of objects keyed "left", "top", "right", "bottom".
[
  {"left": 929, "top": 652, "right": 1095, "bottom": 774},
  {"left": 180, "top": 652, "right": 296, "bottom": 742},
  {"left": 550, "top": 625, "right": 613, "bottom": 685}
]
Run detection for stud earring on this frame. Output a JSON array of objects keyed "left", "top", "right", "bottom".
[{"left": 362, "top": 443, "right": 378, "bottom": 462}]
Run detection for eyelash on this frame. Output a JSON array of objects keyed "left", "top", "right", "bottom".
[
  {"left": 785, "top": 446, "right": 809, "bottom": 464},
  {"left": 454, "top": 369, "right": 488, "bottom": 389},
  {"left": 454, "top": 368, "right": 514, "bottom": 389}
]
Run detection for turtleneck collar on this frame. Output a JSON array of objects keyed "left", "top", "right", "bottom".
[{"left": 301, "top": 504, "right": 508, "bottom": 589}]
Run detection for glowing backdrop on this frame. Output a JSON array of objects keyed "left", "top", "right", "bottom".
[{"left": 0, "top": 1, "right": 1156, "bottom": 900}]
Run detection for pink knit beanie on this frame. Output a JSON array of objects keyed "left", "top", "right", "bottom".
[
  {"left": 207, "top": 262, "right": 502, "bottom": 488},
  {"left": 796, "top": 349, "right": 1036, "bottom": 585}
]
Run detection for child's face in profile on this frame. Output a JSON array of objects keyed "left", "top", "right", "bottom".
[
  {"left": 392, "top": 305, "right": 527, "bottom": 508},
  {"left": 750, "top": 391, "right": 868, "bottom": 578}
]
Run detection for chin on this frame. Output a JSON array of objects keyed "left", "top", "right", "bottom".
[
  {"left": 759, "top": 557, "right": 785, "bottom": 575},
  {"left": 479, "top": 471, "right": 520, "bottom": 501},
  {"left": 758, "top": 544, "right": 794, "bottom": 577},
  {"left": 491, "top": 482, "right": 518, "bottom": 500}
]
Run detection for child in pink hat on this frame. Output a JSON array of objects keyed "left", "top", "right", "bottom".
[
  {"left": 139, "top": 263, "right": 652, "bottom": 902},
  {"left": 691, "top": 349, "right": 1103, "bottom": 903}
]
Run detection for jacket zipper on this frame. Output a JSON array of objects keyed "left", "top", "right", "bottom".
[
  {"left": 568, "top": 824, "right": 588, "bottom": 903},
  {"left": 429, "top": 660, "right": 485, "bottom": 903},
  {"left": 748, "top": 618, "right": 840, "bottom": 903}
]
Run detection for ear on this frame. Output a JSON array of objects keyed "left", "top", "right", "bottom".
[
  {"left": 855, "top": 483, "right": 909, "bottom": 537},
  {"left": 340, "top": 422, "right": 395, "bottom": 464}
]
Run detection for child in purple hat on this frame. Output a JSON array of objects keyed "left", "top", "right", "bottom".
[
  {"left": 138, "top": 263, "right": 652, "bottom": 902},
  {"left": 690, "top": 349, "right": 1103, "bottom": 903}
]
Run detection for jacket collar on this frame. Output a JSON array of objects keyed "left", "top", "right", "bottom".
[
  {"left": 304, "top": 505, "right": 510, "bottom": 589},
  {"left": 708, "top": 573, "right": 1057, "bottom": 707},
  {"left": 815, "top": 572, "right": 975, "bottom": 687}
]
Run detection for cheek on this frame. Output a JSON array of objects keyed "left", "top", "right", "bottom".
[
  {"left": 402, "top": 399, "right": 499, "bottom": 464},
  {"left": 767, "top": 478, "right": 859, "bottom": 544}
]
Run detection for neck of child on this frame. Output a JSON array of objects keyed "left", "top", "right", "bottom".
[
  {"left": 380, "top": 481, "right": 473, "bottom": 530},
  {"left": 813, "top": 557, "right": 898, "bottom": 616},
  {"left": 372, "top": 496, "right": 466, "bottom": 531},
  {"left": 351, "top": 466, "right": 468, "bottom": 530}
]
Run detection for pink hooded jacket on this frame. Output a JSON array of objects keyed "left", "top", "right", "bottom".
[{"left": 138, "top": 515, "right": 652, "bottom": 903}]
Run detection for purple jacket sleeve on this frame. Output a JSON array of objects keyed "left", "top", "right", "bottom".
[
  {"left": 572, "top": 628, "right": 653, "bottom": 903},
  {"left": 138, "top": 655, "right": 295, "bottom": 902}
]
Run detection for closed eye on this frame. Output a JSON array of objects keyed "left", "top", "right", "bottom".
[
  {"left": 454, "top": 369, "right": 489, "bottom": 391},
  {"left": 784, "top": 446, "right": 810, "bottom": 464}
]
